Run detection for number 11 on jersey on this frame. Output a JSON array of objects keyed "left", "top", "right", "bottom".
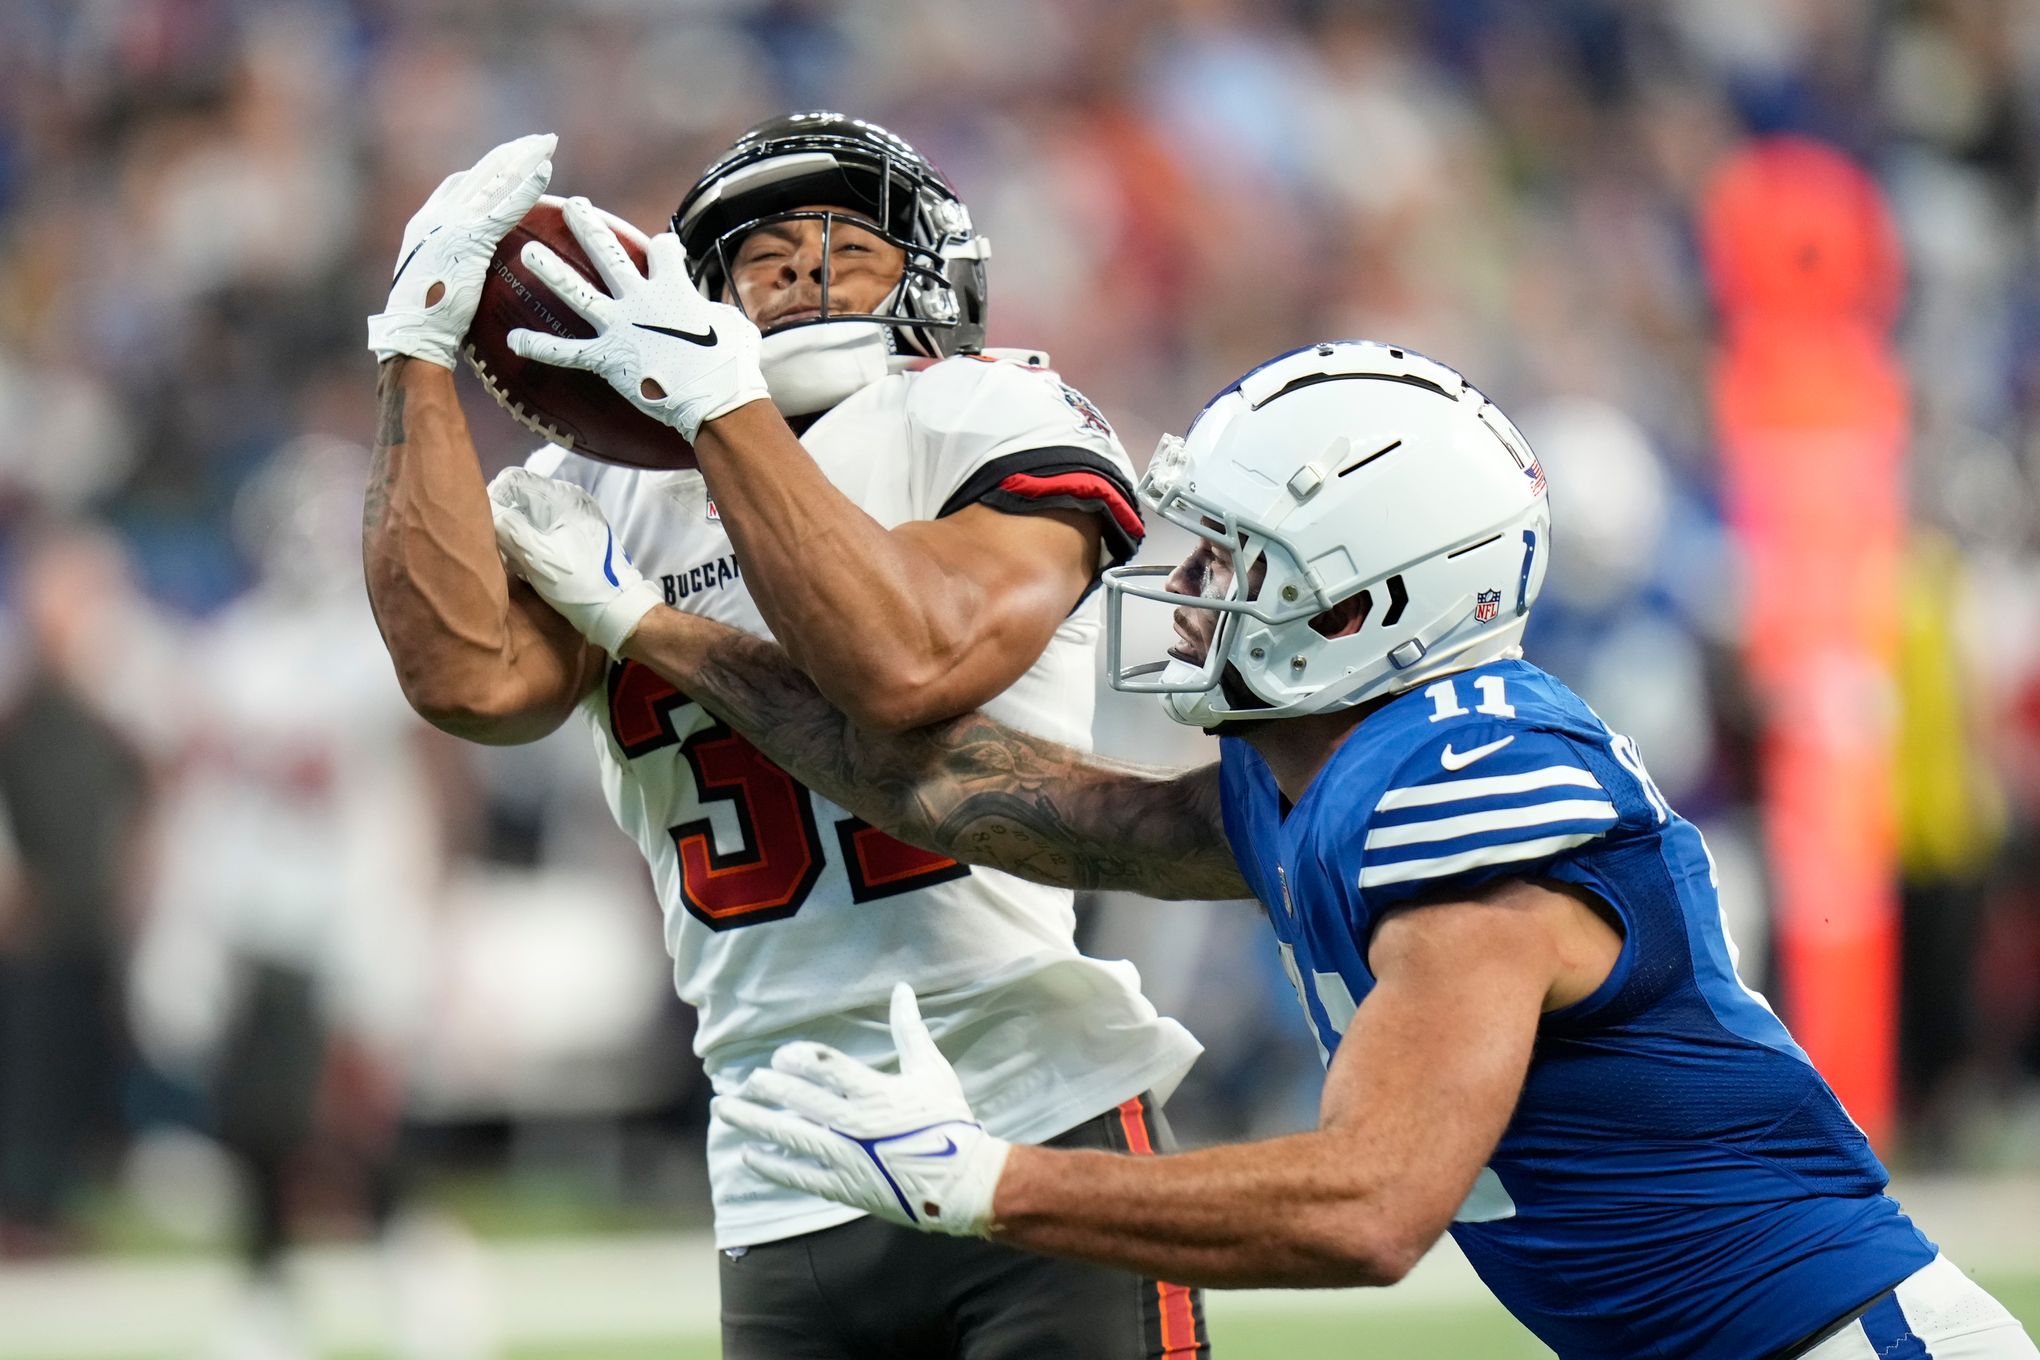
[{"left": 1426, "top": 674, "right": 1517, "bottom": 722}]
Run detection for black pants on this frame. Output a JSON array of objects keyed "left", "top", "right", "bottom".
[{"left": 720, "top": 1092, "right": 1211, "bottom": 1359}]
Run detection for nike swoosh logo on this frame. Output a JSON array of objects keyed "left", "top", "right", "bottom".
[
  {"left": 875, "top": 1124, "right": 965, "bottom": 1160},
  {"left": 634, "top": 321, "right": 718, "bottom": 346},
  {"left": 1440, "top": 735, "right": 1514, "bottom": 771},
  {"left": 390, "top": 227, "right": 438, "bottom": 286},
  {"left": 602, "top": 530, "right": 619, "bottom": 587}
]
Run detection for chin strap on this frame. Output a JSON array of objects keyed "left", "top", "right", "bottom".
[{"left": 759, "top": 320, "right": 896, "bottom": 416}]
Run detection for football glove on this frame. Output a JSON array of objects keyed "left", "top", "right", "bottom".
[
  {"left": 718, "top": 983, "right": 1010, "bottom": 1238},
  {"left": 509, "top": 196, "right": 771, "bottom": 442},
  {"left": 368, "top": 133, "right": 556, "bottom": 369},
  {"left": 487, "top": 467, "right": 662, "bottom": 656}
]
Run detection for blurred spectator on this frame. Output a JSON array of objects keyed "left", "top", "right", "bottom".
[
  {"left": 1892, "top": 529, "right": 2008, "bottom": 1162},
  {"left": 123, "top": 437, "right": 466, "bottom": 1359},
  {"left": 0, "top": 528, "right": 149, "bottom": 1252}
]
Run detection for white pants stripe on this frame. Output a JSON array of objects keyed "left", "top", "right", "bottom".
[{"left": 1800, "top": 1256, "right": 2038, "bottom": 1360}]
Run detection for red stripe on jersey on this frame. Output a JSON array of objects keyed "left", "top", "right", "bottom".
[
  {"left": 996, "top": 471, "right": 1145, "bottom": 542},
  {"left": 1114, "top": 1096, "right": 1155, "bottom": 1155},
  {"left": 1116, "top": 1097, "right": 1200, "bottom": 1357},
  {"left": 1157, "top": 1279, "right": 1198, "bottom": 1358}
]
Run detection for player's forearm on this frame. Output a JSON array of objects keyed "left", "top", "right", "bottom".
[
  {"left": 989, "top": 1135, "right": 1423, "bottom": 1289},
  {"left": 990, "top": 927, "right": 1553, "bottom": 1288},
  {"left": 691, "top": 402, "right": 985, "bottom": 722},
  {"left": 362, "top": 360, "right": 575, "bottom": 736},
  {"left": 620, "top": 606, "right": 1251, "bottom": 899}
]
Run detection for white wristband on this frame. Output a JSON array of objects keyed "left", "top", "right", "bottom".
[{"left": 588, "top": 578, "right": 663, "bottom": 656}]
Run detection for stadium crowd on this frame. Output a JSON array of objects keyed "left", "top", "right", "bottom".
[{"left": 1, "top": 0, "right": 2037, "bottom": 1279}]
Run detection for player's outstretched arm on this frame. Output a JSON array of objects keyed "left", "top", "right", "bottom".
[
  {"left": 980, "top": 886, "right": 1559, "bottom": 1285},
  {"left": 486, "top": 466, "right": 1246, "bottom": 898},
  {"left": 623, "top": 602, "right": 1247, "bottom": 900},
  {"left": 726, "top": 880, "right": 1590, "bottom": 1288},
  {"left": 687, "top": 404, "right": 1109, "bottom": 732},
  {"left": 360, "top": 136, "right": 604, "bottom": 745}
]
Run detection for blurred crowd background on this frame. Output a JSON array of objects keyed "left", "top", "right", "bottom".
[{"left": 2, "top": 0, "right": 2040, "bottom": 1350}]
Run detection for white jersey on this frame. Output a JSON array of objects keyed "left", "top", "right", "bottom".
[{"left": 529, "top": 352, "right": 1201, "bottom": 1247}]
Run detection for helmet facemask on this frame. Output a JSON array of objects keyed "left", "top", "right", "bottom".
[
  {"left": 700, "top": 207, "right": 967, "bottom": 350},
  {"left": 1106, "top": 455, "right": 1381, "bottom": 728},
  {"left": 674, "top": 116, "right": 990, "bottom": 373}
]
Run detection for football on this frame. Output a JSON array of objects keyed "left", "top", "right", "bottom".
[{"left": 462, "top": 195, "right": 697, "bottom": 470}]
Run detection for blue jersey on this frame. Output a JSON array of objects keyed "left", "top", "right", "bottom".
[{"left": 1217, "top": 659, "right": 1933, "bottom": 1360}]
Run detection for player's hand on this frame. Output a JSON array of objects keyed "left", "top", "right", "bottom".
[
  {"left": 509, "top": 196, "right": 771, "bottom": 441},
  {"left": 487, "top": 467, "right": 662, "bottom": 656},
  {"left": 367, "top": 133, "right": 556, "bottom": 370},
  {"left": 718, "top": 983, "right": 1010, "bottom": 1238}
]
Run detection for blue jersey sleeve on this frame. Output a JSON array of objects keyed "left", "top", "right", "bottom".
[{"left": 1356, "top": 722, "right": 1620, "bottom": 911}]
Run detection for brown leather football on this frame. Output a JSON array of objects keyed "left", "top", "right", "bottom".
[{"left": 462, "top": 195, "right": 697, "bottom": 470}]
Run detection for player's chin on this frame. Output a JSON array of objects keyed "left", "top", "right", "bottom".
[{"left": 1206, "top": 665, "right": 1279, "bottom": 734}]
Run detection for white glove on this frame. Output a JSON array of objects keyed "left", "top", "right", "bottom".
[
  {"left": 368, "top": 133, "right": 556, "bottom": 369},
  {"left": 508, "top": 196, "right": 771, "bottom": 441},
  {"left": 718, "top": 983, "right": 1011, "bottom": 1237},
  {"left": 487, "top": 467, "right": 662, "bottom": 656}
]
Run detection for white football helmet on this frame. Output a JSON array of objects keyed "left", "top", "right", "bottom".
[{"left": 1105, "top": 341, "right": 1552, "bottom": 727}]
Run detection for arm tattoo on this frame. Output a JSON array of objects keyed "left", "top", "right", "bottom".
[
  {"left": 363, "top": 359, "right": 408, "bottom": 533},
  {"left": 649, "top": 617, "right": 1252, "bottom": 901}
]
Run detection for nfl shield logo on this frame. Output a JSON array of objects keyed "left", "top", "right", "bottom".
[{"left": 1474, "top": 589, "right": 1501, "bottom": 623}]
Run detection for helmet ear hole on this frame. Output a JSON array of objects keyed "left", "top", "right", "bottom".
[
  {"left": 1379, "top": 573, "right": 1409, "bottom": 627},
  {"left": 1310, "top": 589, "right": 1372, "bottom": 640}
]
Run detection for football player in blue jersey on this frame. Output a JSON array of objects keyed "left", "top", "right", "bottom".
[{"left": 489, "top": 340, "right": 2039, "bottom": 1359}]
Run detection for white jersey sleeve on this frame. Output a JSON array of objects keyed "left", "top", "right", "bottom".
[
  {"left": 522, "top": 442, "right": 576, "bottom": 480},
  {"left": 902, "top": 353, "right": 1145, "bottom": 569}
]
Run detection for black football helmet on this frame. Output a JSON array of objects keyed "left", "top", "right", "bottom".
[{"left": 672, "top": 112, "right": 989, "bottom": 359}]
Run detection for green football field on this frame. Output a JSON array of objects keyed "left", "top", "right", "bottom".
[
  {"left": 16, "top": 1178, "right": 2034, "bottom": 1359},
  {"left": 490, "top": 1274, "right": 2040, "bottom": 1359}
]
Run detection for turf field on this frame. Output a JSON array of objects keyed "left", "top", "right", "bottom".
[
  {"left": 493, "top": 1274, "right": 2040, "bottom": 1359},
  {"left": 6, "top": 1179, "right": 2034, "bottom": 1358}
]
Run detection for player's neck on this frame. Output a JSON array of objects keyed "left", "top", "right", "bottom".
[{"left": 1240, "top": 704, "right": 1376, "bottom": 806}]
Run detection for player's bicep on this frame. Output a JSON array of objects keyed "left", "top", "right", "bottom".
[
  {"left": 903, "top": 503, "right": 1100, "bottom": 611},
  {"left": 1321, "top": 890, "right": 1554, "bottom": 1247},
  {"left": 886, "top": 505, "right": 1102, "bottom": 709}
]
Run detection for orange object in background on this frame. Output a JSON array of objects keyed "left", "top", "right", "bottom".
[{"left": 1701, "top": 138, "right": 1907, "bottom": 1147}]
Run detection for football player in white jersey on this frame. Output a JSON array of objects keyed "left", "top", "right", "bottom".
[{"left": 362, "top": 119, "right": 1207, "bottom": 1357}]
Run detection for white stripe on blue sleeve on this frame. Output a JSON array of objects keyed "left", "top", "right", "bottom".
[
  {"left": 1359, "top": 831, "right": 1605, "bottom": 889},
  {"left": 1374, "top": 765, "right": 1600, "bottom": 812},
  {"left": 1361, "top": 739, "right": 1614, "bottom": 893},
  {"left": 1363, "top": 798, "right": 1617, "bottom": 851}
]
